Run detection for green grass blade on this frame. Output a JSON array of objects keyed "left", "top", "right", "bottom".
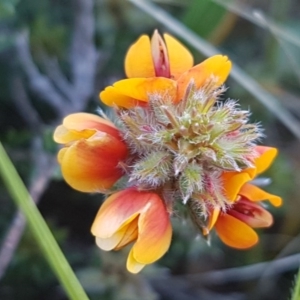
[
  {"left": 291, "top": 268, "right": 300, "bottom": 300},
  {"left": 0, "top": 142, "right": 89, "bottom": 300}
]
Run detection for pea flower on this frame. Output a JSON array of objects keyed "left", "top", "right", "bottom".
[
  {"left": 91, "top": 188, "right": 172, "bottom": 273},
  {"left": 53, "top": 113, "right": 128, "bottom": 192},
  {"left": 54, "top": 31, "right": 282, "bottom": 273},
  {"left": 198, "top": 146, "right": 282, "bottom": 248}
]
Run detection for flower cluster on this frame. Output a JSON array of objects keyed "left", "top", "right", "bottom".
[{"left": 54, "top": 30, "right": 282, "bottom": 273}]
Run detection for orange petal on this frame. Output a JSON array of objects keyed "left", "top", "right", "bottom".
[
  {"left": 239, "top": 183, "right": 282, "bottom": 207},
  {"left": 176, "top": 55, "right": 231, "bottom": 102},
  {"left": 228, "top": 198, "right": 273, "bottom": 228},
  {"left": 215, "top": 213, "right": 258, "bottom": 249},
  {"left": 222, "top": 171, "right": 252, "bottom": 202},
  {"left": 60, "top": 134, "right": 127, "bottom": 192},
  {"left": 100, "top": 86, "right": 146, "bottom": 109},
  {"left": 100, "top": 78, "right": 177, "bottom": 108},
  {"left": 125, "top": 35, "right": 155, "bottom": 78},
  {"left": 164, "top": 33, "right": 193, "bottom": 79},
  {"left": 254, "top": 146, "right": 278, "bottom": 175}
]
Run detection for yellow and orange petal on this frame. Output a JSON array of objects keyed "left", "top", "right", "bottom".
[
  {"left": 176, "top": 55, "right": 232, "bottom": 102},
  {"left": 91, "top": 188, "right": 172, "bottom": 273},
  {"left": 100, "top": 77, "right": 177, "bottom": 108},
  {"left": 59, "top": 134, "right": 127, "bottom": 193},
  {"left": 53, "top": 112, "right": 120, "bottom": 143}
]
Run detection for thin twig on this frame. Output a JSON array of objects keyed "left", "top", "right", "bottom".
[
  {"left": 70, "top": 0, "right": 98, "bottom": 107},
  {"left": 15, "top": 31, "right": 67, "bottom": 118},
  {"left": 10, "top": 75, "right": 43, "bottom": 130},
  {"left": 40, "top": 54, "right": 75, "bottom": 102},
  {"left": 186, "top": 253, "right": 300, "bottom": 285}
]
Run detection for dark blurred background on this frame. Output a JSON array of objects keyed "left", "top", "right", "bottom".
[{"left": 0, "top": 0, "right": 300, "bottom": 299}]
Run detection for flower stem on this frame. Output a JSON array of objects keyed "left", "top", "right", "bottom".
[{"left": 0, "top": 142, "right": 89, "bottom": 300}]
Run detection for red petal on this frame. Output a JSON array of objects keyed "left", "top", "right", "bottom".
[{"left": 228, "top": 198, "right": 273, "bottom": 228}]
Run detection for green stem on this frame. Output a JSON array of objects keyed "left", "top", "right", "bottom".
[
  {"left": 0, "top": 142, "right": 89, "bottom": 300},
  {"left": 292, "top": 267, "right": 300, "bottom": 300}
]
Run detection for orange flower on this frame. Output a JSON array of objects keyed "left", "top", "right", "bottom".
[
  {"left": 206, "top": 146, "right": 282, "bottom": 249},
  {"left": 91, "top": 188, "right": 172, "bottom": 273},
  {"left": 125, "top": 29, "right": 194, "bottom": 79},
  {"left": 53, "top": 113, "right": 128, "bottom": 193},
  {"left": 101, "top": 55, "right": 232, "bottom": 108}
]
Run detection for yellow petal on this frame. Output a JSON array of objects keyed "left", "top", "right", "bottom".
[
  {"left": 95, "top": 217, "right": 138, "bottom": 251},
  {"left": 254, "top": 146, "right": 278, "bottom": 175},
  {"left": 215, "top": 213, "right": 259, "bottom": 249},
  {"left": 95, "top": 235, "right": 122, "bottom": 251},
  {"left": 115, "top": 217, "right": 139, "bottom": 250},
  {"left": 124, "top": 35, "right": 155, "bottom": 78},
  {"left": 60, "top": 135, "right": 127, "bottom": 192},
  {"left": 164, "top": 33, "right": 193, "bottom": 79},
  {"left": 63, "top": 113, "right": 116, "bottom": 131},
  {"left": 100, "top": 78, "right": 177, "bottom": 108},
  {"left": 126, "top": 249, "right": 146, "bottom": 274},
  {"left": 57, "top": 147, "right": 67, "bottom": 164},
  {"left": 54, "top": 125, "right": 96, "bottom": 144},
  {"left": 53, "top": 113, "right": 120, "bottom": 143},
  {"left": 176, "top": 55, "right": 231, "bottom": 102},
  {"left": 239, "top": 183, "right": 282, "bottom": 207}
]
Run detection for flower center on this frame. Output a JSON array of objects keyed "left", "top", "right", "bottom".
[{"left": 117, "top": 78, "right": 262, "bottom": 217}]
